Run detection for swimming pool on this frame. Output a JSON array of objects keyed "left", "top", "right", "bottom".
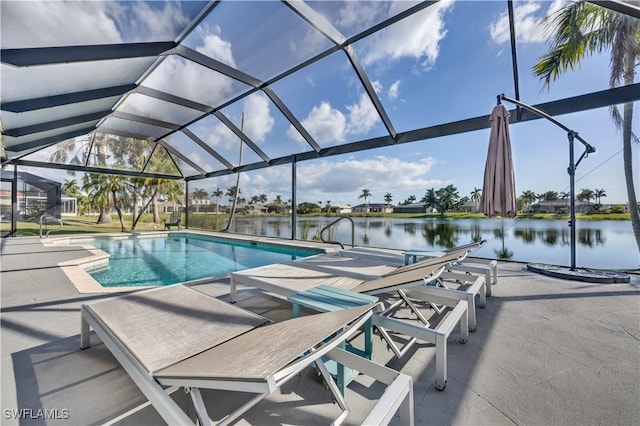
[{"left": 86, "top": 234, "right": 322, "bottom": 287}]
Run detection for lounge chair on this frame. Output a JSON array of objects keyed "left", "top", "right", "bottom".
[
  {"left": 163, "top": 211, "right": 181, "bottom": 231},
  {"left": 80, "top": 285, "right": 414, "bottom": 425},
  {"left": 402, "top": 241, "right": 497, "bottom": 296},
  {"left": 231, "top": 256, "right": 473, "bottom": 390}
]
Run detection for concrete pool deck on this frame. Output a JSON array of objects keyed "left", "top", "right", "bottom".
[{"left": 1, "top": 236, "right": 639, "bottom": 425}]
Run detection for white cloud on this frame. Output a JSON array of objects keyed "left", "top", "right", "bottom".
[
  {"left": 197, "top": 26, "right": 237, "bottom": 67},
  {"left": 242, "top": 93, "right": 274, "bottom": 143},
  {"left": 336, "top": 1, "right": 387, "bottom": 34},
  {"left": 362, "top": 0, "right": 454, "bottom": 70},
  {"left": 1, "top": 1, "right": 122, "bottom": 48},
  {"left": 287, "top": 102, "right": 347, "bottom": 145},
  {"left": 129, "top": 2, "right": 191, "bottom": 42},
  {"left": 203, "top": 121, "right": 238, "bottom": 151},
  {"left": 371, "top": 80, "right": 383, "bottom": 95},
  {"left": 287, "top": 94, "right": 380, "bottom": 145},
  {"left": 289, "top": 27, "right": 330, "bottom": 61},
  {"left": 388, "top": 80, "right": 401, "bottom": 100},
  {"left": 345, "top": 94, "right": 379, "bottom": 135},
  {"left": 295, "top": 155, "right": 445, "bottom": 202},
  {"left": 489, "top": 0, "right": 568, "bottom": 45}
]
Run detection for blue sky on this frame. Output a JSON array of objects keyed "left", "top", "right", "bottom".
[{"left": 7, "top": 0, "right": 638, "bottom": 206}]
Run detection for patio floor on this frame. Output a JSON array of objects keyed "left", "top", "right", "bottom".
[{"left": 1, "top": 236, "right": 639, "bottom": 425}]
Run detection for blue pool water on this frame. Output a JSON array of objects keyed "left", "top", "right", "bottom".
[{"left": 88, "top": 234, "right": 320, "bottom": 287}]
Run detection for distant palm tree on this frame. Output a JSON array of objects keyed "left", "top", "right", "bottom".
[
  {"left": 192, "top": 188, "right": 208, "bottom": 213},
  {"left": 213, "top": 188, "right": 224, "bottom": 214},
  {"left": 519, "top": 190, "right": 537, "bottom": 212},
  {"left": 403, "top": 195, "right": 416, "bottom": 205},
  {"left": 274, "top": 195, "right": 283, "bottom": 214},
  {"left": 577, "top": 188, "right": 595, "bottom": 206},
  {"left": 359, "top": 189, "right": 372, "bottom": 209},
  {"left": 421, "top": 188, "right": 437, "bottom": 210},
  {"left": 384, "top": 192, "right": 393, "bottom": 205},
  {"left": 534, "top": 0, "right": 639, "bottom": 249},
  {"left": 62, "top": 179, "right": 80, "bottom": 197},
  {"left": 259, "top": 194, "right": 268, "bottom": 204},
  {"left": 594, "top": 188, "right": 607, "bottom": 206},
  {"left": 470, "top": 187, "right": 482, "bottom": 208}
]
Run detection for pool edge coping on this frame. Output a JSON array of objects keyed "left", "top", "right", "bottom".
[{"left": 44, "top": 231, "right": 340, "bottom": 294}]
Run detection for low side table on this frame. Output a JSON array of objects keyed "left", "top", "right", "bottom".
[{"left": 287, "top": 285, "right": 378, "bottom": 395}]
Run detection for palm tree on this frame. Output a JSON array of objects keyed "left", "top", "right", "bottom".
[
  {"left": 520, "top": 190, "right": 537, "bottom": 212},
  {"left": 470, "top": 187, "right": 482, "bottom": 208},
  {"left": 577, "top": 188, "right": 595, "bottom": 206},
  {"left": 384, "top": 192, "right": 393, "bottom": 205},
  {"left": 259, "top": 194, "right": 268, "bottom": 204},
  {"left": 62, "top": 179, "right": 80, "bottom": 197},
  {"left": 82, "top": 173, "right": 112, "bottom": 224},
  {"left": 359, "top": 188, "right": 372, "bottom": 211},
  {"left": 213, "top": 188, "right": 224, "bottom": 214},
  {"left": 594, "top": 188, "right": 607, "bottom": 207},
  {"left": 403, "top": 195, "right": 416, "bottom": 205},
  {"left": 82, "top": 173, "right": 130, "bottom": 230},
  {"left": 421, "top": 188, "right": 438, "bottom": 210},
  {"left": 273, "top": 195, "right": 283, "bottom": 214},
  {"left": 192, "top": 188, "right": 208, "bottom": 213},
  {"left": 533, "top": 0, "right": 640, "bottom": 249}
]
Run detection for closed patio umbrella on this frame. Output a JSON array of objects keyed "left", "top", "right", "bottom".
[{"left": 480, "top": 104, "right": 517, "bottom": 218}]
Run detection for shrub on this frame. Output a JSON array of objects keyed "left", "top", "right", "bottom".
[{"left": 610, "top": 205, "right": 626, "bottom": 214}]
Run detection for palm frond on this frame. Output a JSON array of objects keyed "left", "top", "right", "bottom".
[
  {"left": 534, "top": 0, "right": 619, "bottom": 89},
  {"left": 610, "top": 105, "right": 640, "bottom": 144}
]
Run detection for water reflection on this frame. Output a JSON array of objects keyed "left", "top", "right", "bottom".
[
  {"left": 191, "top": 216, "right": 637, "bottom": 269},
  {"left": 493, "top": 221, "right": 513, "bottom": 260}
]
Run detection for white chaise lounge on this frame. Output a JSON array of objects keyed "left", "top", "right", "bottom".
[{"left": 80, "top": 285, "right": 414, "bottom": 425}]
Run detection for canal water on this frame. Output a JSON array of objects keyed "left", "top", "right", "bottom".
[{"left": 223, "top": 216, "right": 639, "bottom": 270}]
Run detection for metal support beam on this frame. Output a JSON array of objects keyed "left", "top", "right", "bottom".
[
  {"left": 3, "top": 111, "right": 111, "bottom": 137},
  {"left": 1, "top": 84, "right": 136, "bottom": 113},
  {"left": 589, "top": 0, "right": 640, "bottom": 19},
  {"left": 344, "top": 46, "right": 396, "bottom": 139},
  {"left": 6, "top": 127, "right": 98, "bottom": 153},
  {"left": 345, "top": 1, "right": 439, "bottom": 46},
  {"left": 283, "top": 1, "right": 396, "bottom": 140},
  {"left": 1, "top": 41, "right": 178, "bottom": 66},
  {"left": 175, "top": 45, "right": 263, "bottom": 88},
  {"left": 291, "top": 154, "right": 297, "bottom": 240},
  {"left": 11, "top": 159, "right": 182, "bottom": 180},
  {"left": 11, "top": 166, "right": 17, "bottom": 237},
  {"left": 111, "top": 110, "right": 181, "bottom": 130},
  {"left": 262, "top": 87, "right": 321, "bottom": 153},
  {"left": 191, "top": 83, "right": 639, "bottom": 180},
  {"left": 135, "top": 86, "right": 212, "bottom": 112},
  {"left": 156, "top": 140, "right": 208, "bottom": 176},
  {"left": 213, "top": 111, "right": 271, "bottom": 163},
  {"left": 181, "top": 128, "right": 234, "bottom": 170},
  {"left": 185, "top": 180, "right": 190, "bottom": 229},
  {"left": 283, "top": 0, "right": 346, "bottom": 45}
]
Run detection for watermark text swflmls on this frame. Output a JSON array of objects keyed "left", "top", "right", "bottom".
[{"left": 3, "top": 408, "right": 70, "bottom": 420}]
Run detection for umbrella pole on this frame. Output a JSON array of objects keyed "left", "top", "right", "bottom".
[{"left": 498, "top": 94, "right": 596, "bottom": 271}]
